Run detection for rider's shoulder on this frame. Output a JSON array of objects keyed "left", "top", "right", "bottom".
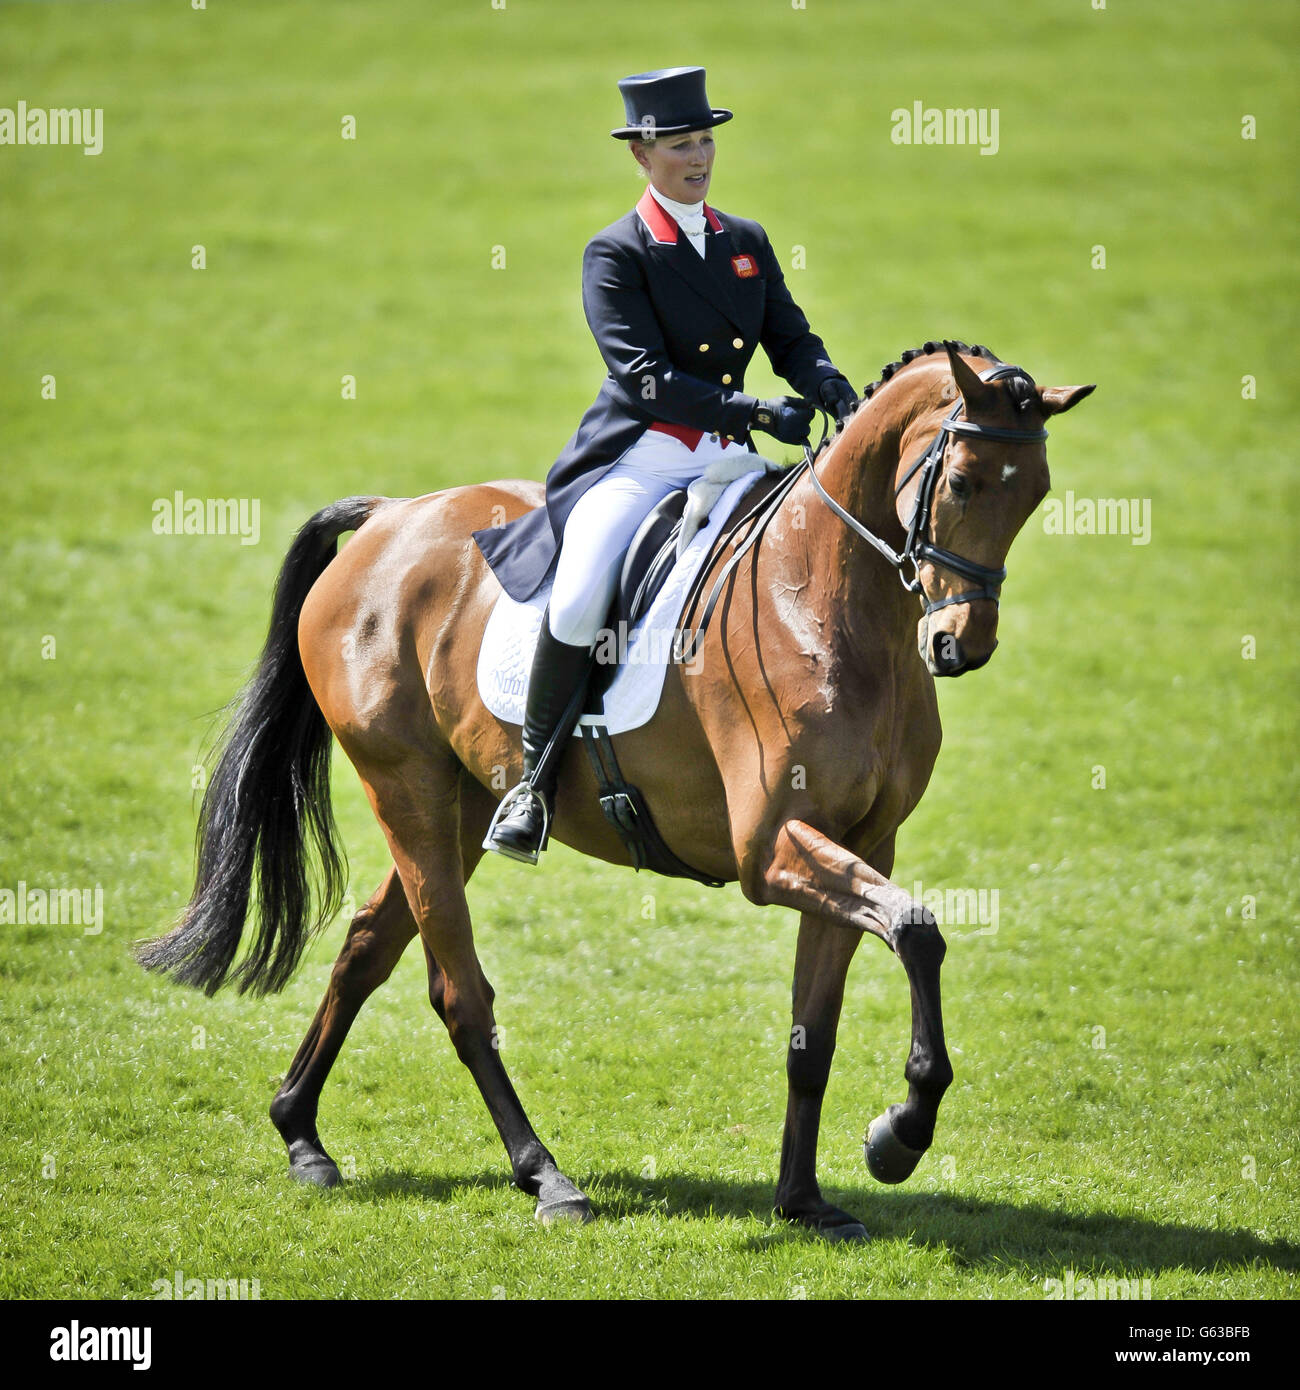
[
  {"left": 706, "top": 207, "right": 769, "bottom": 249},
  {"left": 585, "top": 207, "right": 643, "bottom": 254}
]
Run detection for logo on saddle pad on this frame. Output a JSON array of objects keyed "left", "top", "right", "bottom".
[{"left": 731, "top": 254, "right": 758, "bottom": 278}]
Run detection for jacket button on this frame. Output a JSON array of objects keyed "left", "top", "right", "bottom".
[
  {"left": 709, "top": 433, "right": 719, "bottom": 443},
  {"left": 698, "top": 343, "right": 709, "bottom": 352},
  {"left": 721, "top": 373, "right": 733, "bottom": 385},
  {"left": 732, "top": 337, "right": 744, "bottom": 349}
]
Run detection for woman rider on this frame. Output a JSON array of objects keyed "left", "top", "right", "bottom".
[{"left": 474, "top": 67, "right": 858, "bottom": 863}]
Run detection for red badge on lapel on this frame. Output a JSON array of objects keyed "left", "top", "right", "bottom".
[{"left": 731, "top": 254, "right": 758, "bottom": 279}]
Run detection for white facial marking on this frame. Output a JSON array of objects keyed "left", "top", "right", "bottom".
[{"left": 1001, "top": 463, "right": 1018, "bottom": 482}]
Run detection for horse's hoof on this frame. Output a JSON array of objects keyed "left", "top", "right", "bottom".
[
  {"left": 535, "top": 1196, "right": 594, "bottom": 1226},
  {"left": 811, "top": 1212, "right": 868, "bottom": 1243},
  {"left": 289, "top": 1157, "right": 341, "bottom": 1187},
  {"left": 286, "top": 1142, "right": 341, "bottom": 1188},
  {"left": 865, "top": 1107, "right": 926, "bottom": 1185},
  {"left": 777, "top": 1201, "right": 868, "bottom": 1242}
]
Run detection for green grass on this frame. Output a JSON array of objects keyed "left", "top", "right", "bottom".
[{"left": 1, "top": 0, "right": 1296, "bottom": 1299}]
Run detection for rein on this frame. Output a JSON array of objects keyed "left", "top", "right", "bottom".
[
  {"left": 676, "top": 454, "right": 805, "bottom": 663},
  {"left": 678, "top": 362, "right": 1048, "bottom": 658}
]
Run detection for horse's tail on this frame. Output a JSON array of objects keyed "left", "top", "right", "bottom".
[{"left": 136, "top": 496, "right": 387, "bottom": 996}]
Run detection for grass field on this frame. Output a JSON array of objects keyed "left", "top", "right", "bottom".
[{"left": 1, "top": 0, "right": 1297, "bottom": 1301}]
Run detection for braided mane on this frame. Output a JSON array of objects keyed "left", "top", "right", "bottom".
[{"left": 857, "top": 340, "right": 1039, "bottom": 413}]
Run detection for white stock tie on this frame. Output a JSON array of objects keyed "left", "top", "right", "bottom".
[{"left": 649, "top": 185, "right": 708, "bottom": 258}]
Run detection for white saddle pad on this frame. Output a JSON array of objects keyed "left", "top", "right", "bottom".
[{"left": 477, "top": 469, "right": 765, "bottom": 735}]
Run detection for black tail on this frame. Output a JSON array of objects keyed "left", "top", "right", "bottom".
[{"left": 137, "top": 496, "right": 386, "bottom": 996}]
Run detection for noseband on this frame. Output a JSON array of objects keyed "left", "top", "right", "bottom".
[{"left": 806, "top": 363, "right": 1048, "bottom": 615}]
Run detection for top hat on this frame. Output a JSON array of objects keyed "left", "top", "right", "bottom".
[{"left": 610, "top": 67, "right": 733, "bottom": 141}]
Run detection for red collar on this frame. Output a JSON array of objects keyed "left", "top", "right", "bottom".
[{"left": 635, "top": 188, "right": 724, "bottom": 243}]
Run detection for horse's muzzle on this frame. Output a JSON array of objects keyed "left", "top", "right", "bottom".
[{"left": 925, "top": 627, "right": 997, "bottom": 678}]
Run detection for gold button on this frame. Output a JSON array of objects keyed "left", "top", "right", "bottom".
[
  {"left": 732, "top": 337, "right": 744, "bottom": 349},
  {"left": 699, "top": 343, "right": 709, "bottom": 352},
  {"left": 721, "top": 373, "right": 733, "bottom": 384}
]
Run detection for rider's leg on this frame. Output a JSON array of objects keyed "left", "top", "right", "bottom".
[
  {"left": 483, "top": 450, "right": 695, "bottom": 863},
  {"left": 481, "top": 606, "right": 594, "bottom": 864}
]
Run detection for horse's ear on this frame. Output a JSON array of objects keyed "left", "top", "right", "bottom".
[
  {"left": 943, "top": 340, "right": 997, "bottom": 410},
  {"left": 1037, "top": 383, "right": 1096, "bottom": 416}
]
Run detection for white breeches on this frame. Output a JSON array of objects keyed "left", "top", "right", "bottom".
[{"left": 547, "top": 431, "right": 767, "bottom": 648}]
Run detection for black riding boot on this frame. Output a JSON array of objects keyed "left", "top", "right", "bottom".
[{"left": 482, "top": 610, "right": 594, "bottom": 864}]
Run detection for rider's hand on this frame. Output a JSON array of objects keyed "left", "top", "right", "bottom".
[
  {"left": 750, "top": 396, "right": 815, "bottom": 446},
  {"left": 819, "top": 375, "right": 859, "bottom": 427}
]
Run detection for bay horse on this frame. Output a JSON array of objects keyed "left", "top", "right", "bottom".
[{"left": 139, "top": 341, "right": 1093, "bottom": 1239}]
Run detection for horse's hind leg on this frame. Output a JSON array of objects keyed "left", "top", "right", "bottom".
[
  {"left": 270, "top": 867, "right": 417, "bottom": 1186},
  {"left": 362, "top": 746, "right": 592, "bottom": 1225},
  {"left": 270, "top": 768, "right": 494, "bottom": 1186}
]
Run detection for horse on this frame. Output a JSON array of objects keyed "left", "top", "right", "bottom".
[{"left": 138, "top": 341, "right": 1094, "bottom": 1239}]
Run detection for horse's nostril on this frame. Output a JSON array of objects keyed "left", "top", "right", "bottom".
[{"left": 931, "top": 630, "right": 966, "bottom": 675}]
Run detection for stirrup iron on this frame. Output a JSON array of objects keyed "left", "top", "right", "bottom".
[{"left": 482, "top": 780, "right": 552, "bottom": 865}]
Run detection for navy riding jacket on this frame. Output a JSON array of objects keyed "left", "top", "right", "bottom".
[{"left": 473, "top": 188, "right": 843, "bottom": 601}]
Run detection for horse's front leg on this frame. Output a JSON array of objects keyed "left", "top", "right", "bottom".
[
  {"left": 775, "top": 911, "right": 867, "bottom": 1239},
  {"left": 750, "top": 818, "right": 953, "bottom": 1198}
]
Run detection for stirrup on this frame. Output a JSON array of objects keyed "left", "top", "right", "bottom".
[{"left": 481, "top": 780, "right": 551, "bottom": 865}]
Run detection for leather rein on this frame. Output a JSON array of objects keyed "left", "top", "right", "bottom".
[{"left": 678, "top": 362, "right": 1048, "bottom": 658}]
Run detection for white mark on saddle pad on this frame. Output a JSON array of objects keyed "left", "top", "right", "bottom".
[{"left": 477, "top": 468, "right": 768, "bottom": 735}]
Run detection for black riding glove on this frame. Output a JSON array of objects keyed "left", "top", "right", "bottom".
[
  {"left": 819, "top": 375, "right": 859, "bottom": 427},
  {"left": 751, "top": 396, "right": 815, "bottom": 446}
]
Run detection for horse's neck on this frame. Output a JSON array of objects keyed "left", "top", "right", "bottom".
[{"left": 784, "top": 373, "right": 937, "bottom": 657}]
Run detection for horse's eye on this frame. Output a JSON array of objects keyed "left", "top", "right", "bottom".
[{"left": 948, "top": 472, "right": 972, "bottom": 501}]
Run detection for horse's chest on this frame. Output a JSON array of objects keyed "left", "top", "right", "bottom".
[{"left": 788, "top": 663, "right": 940, "bottom": 831}]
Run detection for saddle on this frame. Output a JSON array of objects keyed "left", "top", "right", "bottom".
[{"left": 572, "top": 468, "right": 793, "bottom": 885}]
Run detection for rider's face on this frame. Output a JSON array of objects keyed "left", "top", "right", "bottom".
[{"left": 633, "top": 129, "right": 715, "bottom": 203}]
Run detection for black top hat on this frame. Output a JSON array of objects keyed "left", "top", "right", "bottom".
[{"left": 610, "top": 67, "right": 733, "bottom": 141}]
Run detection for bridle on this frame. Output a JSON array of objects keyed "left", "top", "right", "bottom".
[{"left": 805, "top": 363, "right": 1048, "bottom": 615}]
